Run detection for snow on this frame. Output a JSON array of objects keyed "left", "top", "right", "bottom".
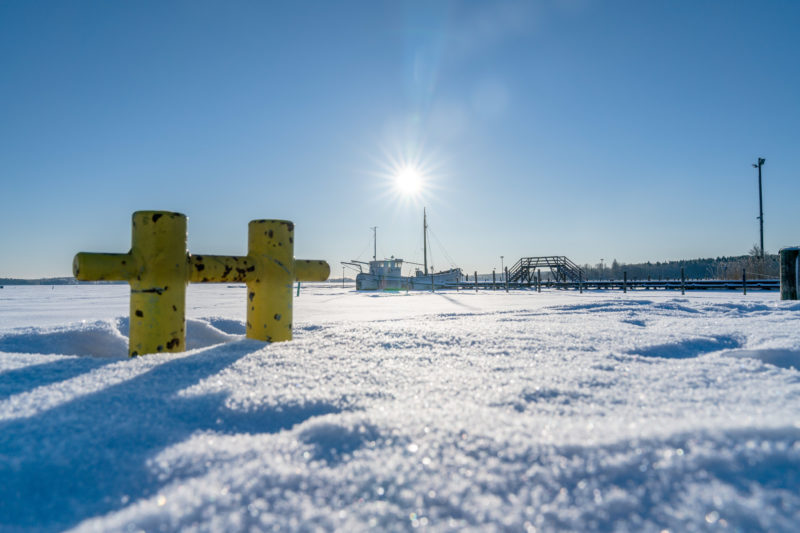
[{"left": 1, "top": 284, "right": 799, "bottom": 532}]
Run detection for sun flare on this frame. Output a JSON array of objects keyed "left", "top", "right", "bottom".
[
  {"left": 396, "top": 166, "right": 422, "bottom": 196},
  {"left": 372, "top": 144, "right": 441, "bottom": 207}
]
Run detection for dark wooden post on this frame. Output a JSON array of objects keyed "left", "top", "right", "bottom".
[
  {"left": 579, "top": 271, "right": 583, "bottom": 293},
  {"left": 474, "top": 270, "right": 478, "bottom": 292},
  {"left": 492, "top": 269, "right": 496, "bottom": 290},
  {"left": 505, "top": 267, "right": 509, "bottom": 292},
  {"left": 780, "top": 247, "right": 800, "bottom": 300},
  {"left": 681, "top": 267, "right": 685, "bottom": 295},
  {"left": 742, "top": 268, "right": 746, "bottom": 295},
  {"left": 623, "top": 271, "right": 627, "bottom": 293},
  {"left": 538, "top": 269, "right": 542, "bottom": 293}
]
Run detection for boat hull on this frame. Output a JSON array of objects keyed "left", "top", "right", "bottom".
[{"left": 356, "top": 268, "right": 461, "bottom": 291}]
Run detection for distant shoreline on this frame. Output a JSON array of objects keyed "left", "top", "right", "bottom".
[{"left": 0, "top": 277, "right": 124, "bottom": 286}]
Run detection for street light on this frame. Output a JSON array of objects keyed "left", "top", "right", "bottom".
[{"left": 752, "top": 157, "right": 765, "bottom": 259}]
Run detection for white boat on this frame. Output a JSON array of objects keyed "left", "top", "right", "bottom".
[{"left": 344, "top": 209, "right": 462, "bottom": 291}]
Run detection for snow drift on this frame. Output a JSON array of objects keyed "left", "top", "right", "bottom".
[{"left": 1, "top": 284, "right": 799, "bottom": 531}]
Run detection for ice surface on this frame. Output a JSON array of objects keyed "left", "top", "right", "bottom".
[{"left": 1, "top": 284, "right": 799, "bottom": 531}]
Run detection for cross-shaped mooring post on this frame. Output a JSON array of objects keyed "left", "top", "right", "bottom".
[{"left": 73, "top": 211, "right": 329, "bottom": 357}]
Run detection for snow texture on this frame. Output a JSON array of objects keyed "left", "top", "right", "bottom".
[{"left": 1, "top": 284, "right": 799, "bottom": 532}]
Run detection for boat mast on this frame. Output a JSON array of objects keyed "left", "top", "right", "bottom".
[
  {"left": 371, "top": 226, "right": 377, "bottom": 261},
  {"left": 423, "top": 208, "right": 428, "bottom": 275}
]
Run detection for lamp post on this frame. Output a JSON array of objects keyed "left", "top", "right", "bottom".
[{"left": 752, "top": 158, "right": 765, "bottom": 259}]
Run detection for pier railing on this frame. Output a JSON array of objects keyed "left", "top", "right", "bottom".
[{"left": 346, "top": 274, "right": 778, "bottom": 293}]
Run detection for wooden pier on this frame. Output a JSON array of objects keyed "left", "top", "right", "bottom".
[
  {"left": 448, "top": 256, "right": 779, "bottom": 293},
  {"left": 448, "top": 278, "right": 778, "bottom": 292}
]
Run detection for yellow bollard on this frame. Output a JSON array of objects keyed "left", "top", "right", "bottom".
[
  {"left": 74, "top": 211, "right": 188, "bottom": 357},
  {"left": 128, "top": 212, "right": 188, "bottom": 356},
  {"left": 246, "top": 220, "right": 294, "bottom": 341},
  {"left": 75, "top": 211, "right": 329, "bottom": 356},
  {"left": 245, "top": 220, "right": 329, "bottom": 342},
  {"left": 188, "top": 221, "right": 328, "bottom": 341}
]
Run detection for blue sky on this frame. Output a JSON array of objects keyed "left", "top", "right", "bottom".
[{"left": 2, "top": 1, "right": 798, "bottom": 278}]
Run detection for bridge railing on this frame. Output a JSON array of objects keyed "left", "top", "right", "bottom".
[{"left": 507, "top": 256, "right": 584, "bottom": 283}]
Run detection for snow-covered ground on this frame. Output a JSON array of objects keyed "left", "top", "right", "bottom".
[{"left": 1, "top": 284, "right": 799, "bottom": 532}]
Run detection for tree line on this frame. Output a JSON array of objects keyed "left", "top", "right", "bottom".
[{"left": 579, "top": 249, "right": 779, "bottom": 281}]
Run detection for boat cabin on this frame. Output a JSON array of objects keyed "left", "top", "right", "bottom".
[{"left": 369, "top": 257, "right": 403, "bottom": 278}]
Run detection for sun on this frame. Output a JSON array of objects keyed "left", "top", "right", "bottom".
[
  {"left": 395, "top": 166, "right": 423, "bottom": 196},
  {"left": 370, "top": 143, "right": 441, "bottom": 207}
]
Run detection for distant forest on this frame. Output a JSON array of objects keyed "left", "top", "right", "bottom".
[{"left": 578, "top": 253, "right": 779, "bottom": 281}]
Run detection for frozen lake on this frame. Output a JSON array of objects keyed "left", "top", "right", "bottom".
[{"left": 1, "top": 284, "right": 799, "bottom": 531}]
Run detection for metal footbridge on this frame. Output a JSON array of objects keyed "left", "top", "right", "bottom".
[{"left": 507, "top": 256, "right": 584, "bottom": 284}]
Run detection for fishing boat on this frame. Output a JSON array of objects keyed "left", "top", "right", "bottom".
[{"left": 343, "top": 209, "right": 462, "bottom": 291}]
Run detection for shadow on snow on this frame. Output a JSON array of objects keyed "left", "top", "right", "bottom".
[{"left": 0, "top": 340, "right": 341, "bottom": 531}]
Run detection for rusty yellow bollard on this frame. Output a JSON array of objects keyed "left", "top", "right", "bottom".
[
  {"left": 74, "top": 211, "right": 329, "bottom": 356},
  {"left": 188, "top": 220, "right": 329, "bottom": 342},
  {"left": 74, "top": 211, "right": 188, "bottom": 357},
  {"left": 245, "top": 220, "right": 329, "bottom": 342}
]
